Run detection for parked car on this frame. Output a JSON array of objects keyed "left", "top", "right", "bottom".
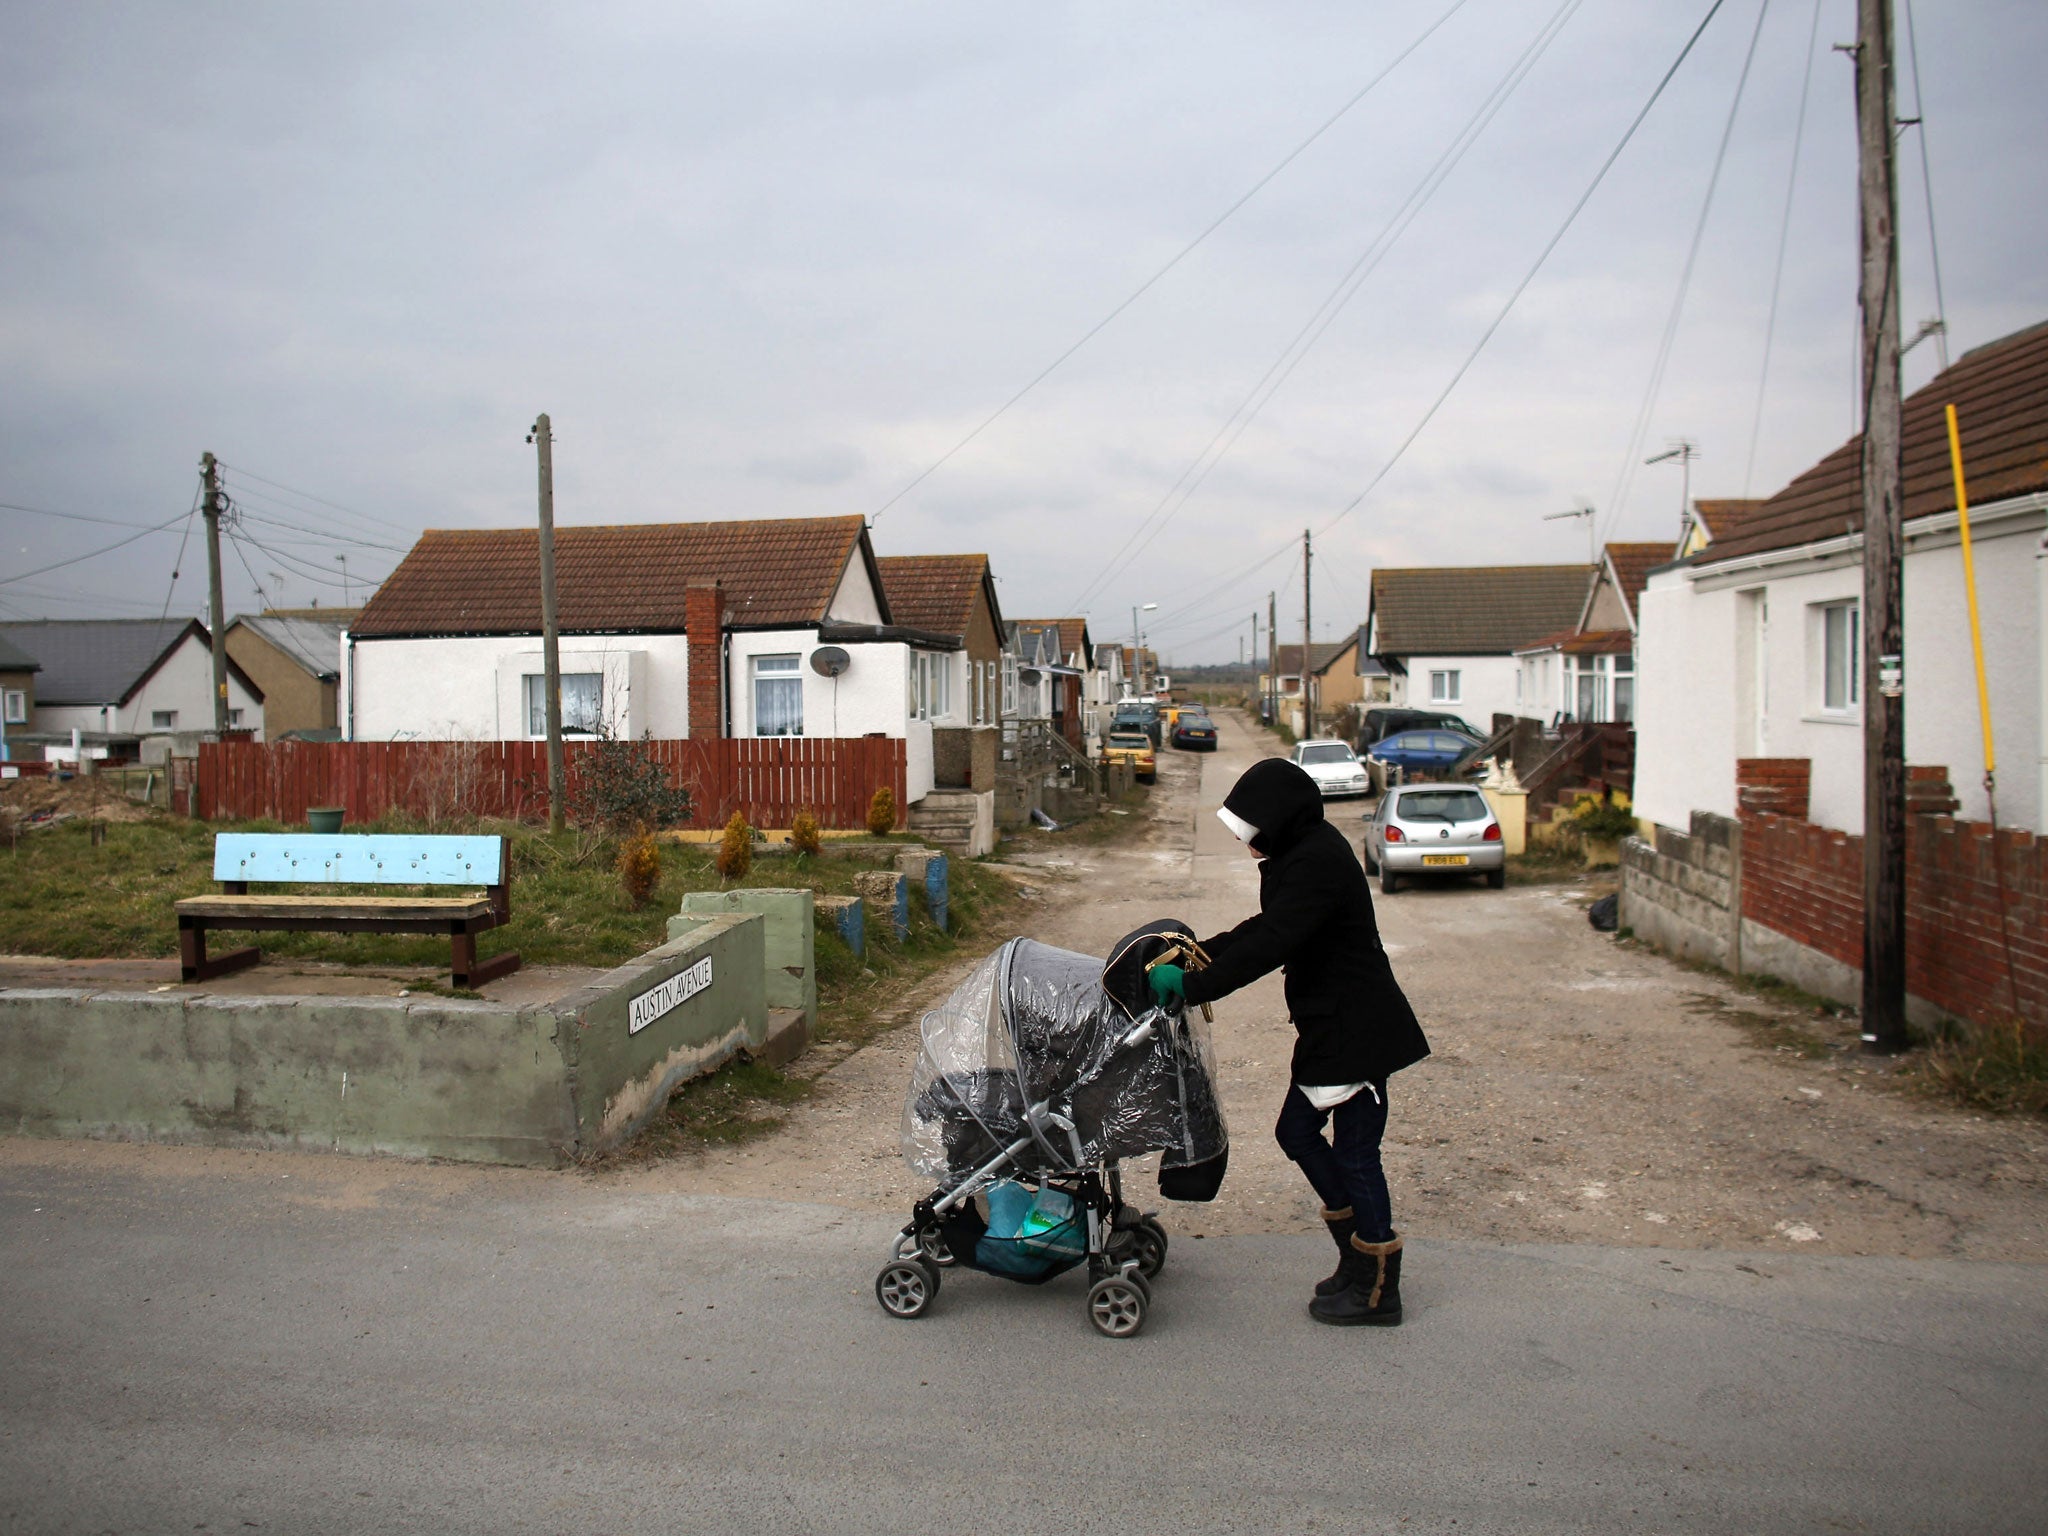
[
  {"left": 1365, "top": 728, "right": 1484, "bottom": 781},
  {"left": 1363, "top": 783, "right": 1505, "bottom": 893},
  {"left": 1358, "top": 707, "right": 1486, "bottom": 750},
  {"left": 1103, "top": 728, "right": 1157, "bottom": 783},
  {"left": 1171, "top": 708, "right": 1217, "bottom": 751},
  {"left": 1109, "top": 702, "right": 1162, "bottom": 747},
  {"left": 1291, "top": 739, "right": 1369, "bottom": 798}
]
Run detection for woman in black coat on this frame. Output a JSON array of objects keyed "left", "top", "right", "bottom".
[{"left": 1149, "top": 757, "right": 1428, "bottom": 1325}]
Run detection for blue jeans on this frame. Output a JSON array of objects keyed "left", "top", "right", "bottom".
[{"left": 1274, "top": 1083, "right": 1394, "bottom": 1243}]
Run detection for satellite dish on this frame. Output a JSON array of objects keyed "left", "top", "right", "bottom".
[
  {"left": 1019, "top": 667, "right": 1043, "bottom": 686},
  {"left": 809, "top": 646, "right": 851, "bottom": 678}
]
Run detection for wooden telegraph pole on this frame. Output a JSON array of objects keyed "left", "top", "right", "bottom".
[
  {"left": 1267, "top": 590, "right": 1278, "bottom": 727},
  {"left": 201, "top": 452, "right": 229, "bottom": 734},
  {"left": 1301, "top": 529, "right": 1315, "bottom": 740},
  {"left": 1854, "top": 0, "right": 1907, "bottom": 1052},
  {"left": 528, "top": 415, "right": 566, "bottom": 836}
]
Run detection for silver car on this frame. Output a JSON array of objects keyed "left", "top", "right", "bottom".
[
  {"left": 1363, "top": 783, "right": 1505, "bottom": 893},
  {"left": 1292, "top": 739, "right": 1369, "bottom": 798}
]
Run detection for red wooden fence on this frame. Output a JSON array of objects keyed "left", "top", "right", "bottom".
[{"left": 196, "top": 737, "right": 907, "bottom": 830}]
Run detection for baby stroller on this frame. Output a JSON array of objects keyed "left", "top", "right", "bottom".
[{"left": 875, "top": 919, "right": 1228, "bottom": 1338}]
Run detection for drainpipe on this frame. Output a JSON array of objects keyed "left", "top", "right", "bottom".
[
  {"left": 344, "top": 631, "right": 357, "bottom": 741},
  {"left": 720, "top": 632, "right": 733, "bottom": 738}
]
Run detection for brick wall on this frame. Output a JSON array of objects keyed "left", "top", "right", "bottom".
[
  {"left": 1735, "top": 759, "right": 2045, "bottom": 1027},
  {"left": 1735, "top": 757, "right": 1810, "bottom": 820},
  {"left": 684, "top": 584, "right": 724, "bottom": 740}
]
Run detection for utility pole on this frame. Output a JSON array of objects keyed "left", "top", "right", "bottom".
[
  {"left": 1267, "top": 590, "right": 1278, "bottom": 727},
  {"left": 1301, "top": 528, "right": 1314, "bottom": 740},
  {"left": 528, "top": 415, "right": 566, "bottom": 836},
  {"left": 1854, "top": 0, "right": 1907, "bottom": 1053},
  {"left": 201, "top": 452, "right": 229, "bottom": 733}
]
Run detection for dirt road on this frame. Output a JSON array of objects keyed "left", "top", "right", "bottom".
[{"left": 623, "top": 709, "right": 2048, "bottom": 1262}]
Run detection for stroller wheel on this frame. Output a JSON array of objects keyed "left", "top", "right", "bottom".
[
  {"left": 918, "top": 1229, "right": 958, "bottom": 1268},
  {"left": 1132, "top": 1218, "right": 1168, "bottom": 1279},
  {"left": 1087, "top": 1274, "right": 1149, "bottom": 1338},
  {"left": 876, "top": 1258, "right": 940, "bottom": 1319}
]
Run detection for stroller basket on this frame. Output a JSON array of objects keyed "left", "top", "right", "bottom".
[{"left": 875, "top": 920, "right": 1229, "bottom": 1337}]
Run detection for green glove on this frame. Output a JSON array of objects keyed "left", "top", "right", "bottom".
[{"left": 1148, "top": 963, "right": 1186, "bottom": 1005}]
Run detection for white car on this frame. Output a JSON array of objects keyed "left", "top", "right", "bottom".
[{"left": 1292, "top": 739, "right": 1369, "bottom": 799}]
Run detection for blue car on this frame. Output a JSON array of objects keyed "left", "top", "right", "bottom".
[{"left": 1366, "top": 728, "right": 1484, "bottom": 781}]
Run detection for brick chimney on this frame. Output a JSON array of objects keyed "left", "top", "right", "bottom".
[
  {"left": 685, "top": 582, "right": 725, "bottom": 740},
  {"left": 1736, "top": 757, "right": 1810, "bottom": 821}
]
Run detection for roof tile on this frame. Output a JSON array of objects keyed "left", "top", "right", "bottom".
[{"left": 1369, "top": 565, "right": 1594, "bottom": 656}]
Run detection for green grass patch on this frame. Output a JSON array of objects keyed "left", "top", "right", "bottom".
[{"left": 595, "top": 1059, "right": 817, "bottom": 1162}]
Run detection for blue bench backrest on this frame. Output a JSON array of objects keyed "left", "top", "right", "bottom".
[{"left": 212, "top": 833, "right": 508, "bottom": 886}]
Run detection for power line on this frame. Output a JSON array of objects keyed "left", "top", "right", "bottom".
[
  {"left": 1066, "top": 0, "right": 1583, "bottom": 613},
  {"left": 233, "top": 527, "right": 388, "bottom": 594},
  {"left": 0, "top": 508, "right": 192, "bottom": 587},
  {"left": 1900, "top": 0, "right": 1950, "bottom": 372},
  {"left": 1597, "top": 0, "right": 1770, "bottom": 551},
  {"left": 1743, "top": 0, "right": 1825, "bottom": 496},
  {"left": 865, "top": 0, "right": 1476, "bottom": 524},
  {"left": 0, "top": 499, "right": 197, "bottom": 530},
  {"left": 214, "top": 460, "right": 419, "bottom": 539},
  {"left": 1146, "top": 540, "right": 1301, "bottom": 635},
  {"left": 156, "top": 490, "right": 202, "bottom": 627},
  {"left": 1317, "top": 0, "right": 1733, "bottom": 538}
]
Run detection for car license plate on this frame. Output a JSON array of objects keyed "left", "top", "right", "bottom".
[{"left": 1421, "top": 854, "right": 1469, "bottom": 867}]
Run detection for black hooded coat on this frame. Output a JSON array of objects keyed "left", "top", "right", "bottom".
[{"left": 1181, "top": 758, "right": 1429, "bottom": 1086}]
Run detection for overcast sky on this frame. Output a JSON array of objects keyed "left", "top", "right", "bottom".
[{"left": 3, "top": 0, "right": 2043, "bottom": 661}]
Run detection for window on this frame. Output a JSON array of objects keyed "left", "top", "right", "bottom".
[
  {"left": 1613, "top": 652, "right": 1634, "bottom": 724},
  {"left": 1821, "top": 602, "right": 1860, "bottom": 712},
  {"left": 524, "top": 672, "right": 602, "bottom": 737},
  {"left": 227, "top": 709, "right": 244, "bottom": 728},
  {"left": 151, "top": 710, "right": 177, "bottom": 730},
  {"left": 1429, "top": 670, "right": 1461, "bottom": 703},
  {"left": 2, "top": 690, "right": 23, "bottom": 725},
  {"left": 751, "top": 654, "right": 803, "bottom": 737},
  {"left": 1002, "top": 656, "right": 1019, "bottom": 716}
]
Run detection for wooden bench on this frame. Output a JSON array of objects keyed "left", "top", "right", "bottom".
[{"left": 175, "top": 833, "right": 522, "bottom": 988}]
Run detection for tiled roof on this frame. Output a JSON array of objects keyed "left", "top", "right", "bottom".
[
  {"left": 1273, "top": 641, "right": 1350, "bottom": 677},
  {"left": 0, "top": 618, "right": 201, "bottom": 705},
  {"left": 231, "top": 614, "right": 350, "bottom": 680},
  {"left": 1702, "top": 320, "right": 2048, "bottom": 565},
  {"left": 1368, "top": 565, "right": 1593, "bottom": 656},
  {"left": 1692, "top": 499, "right": 1768, "bottom": 541},
  {"left": 1603, "top": 542, "right": 1671, "bottom": 625},
  {"left": 876, "top": 554, "right": 991, "bottom": 637},
  {"left": 1010, "top": 618, "right": 1092, "bottom": 667},
  {"left": 352, "top": 516, "right": 876, "bottom": 636}
]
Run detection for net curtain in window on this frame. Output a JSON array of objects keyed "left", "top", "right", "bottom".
[{"left": 754, "top": 655, "right": 804, "bottom": 736}]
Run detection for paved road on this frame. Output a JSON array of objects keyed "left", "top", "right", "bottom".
[
  {"left": 2, "top": 1148, "right": 2044, "bottom": 1535},
  {"left": 4, "top": 713, "right": 2046, "bottom": 1533}
]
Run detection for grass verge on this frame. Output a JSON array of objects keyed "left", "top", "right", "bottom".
[{"left": 1906, "top": 1017, "right": 2048, "bottom": 1116}]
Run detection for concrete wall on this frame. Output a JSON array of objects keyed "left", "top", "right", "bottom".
[
  {"left": 1636, "top": 497, "right": 2045, "bottom": 835},
  {"left": 673, "top": 888, "right": 815, "bottom": 1032},
  {"left": 1618, "top": 812, "right": 1740, "bottom": 970},
  {"left": 0, "top": 912, "right": 772, "bottom": 1167}
]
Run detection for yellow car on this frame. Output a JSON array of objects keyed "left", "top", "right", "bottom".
[{"left": 1103, "top": 729, "right": 1157, "bottom": 783}]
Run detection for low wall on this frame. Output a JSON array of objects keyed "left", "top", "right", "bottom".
[
  {"left": 1619, "top": 812, "right": 1739, "bottom": 970},
  {"left": 0, "top": 913, "right": 770, "bottom": 1167}
]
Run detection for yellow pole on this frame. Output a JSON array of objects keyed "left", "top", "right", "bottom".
[{"left": 1944, "top": 403, "right": 1995, "bottom": 777}]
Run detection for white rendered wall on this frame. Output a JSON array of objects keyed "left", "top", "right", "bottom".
[
  {"left": 827, "top": 560, "right": 885, "bottom": 625},
  {"left": 906, "top": 719, "right": 934, "bottom": 803},
  {"left": 348, "top": 634, "right": 687, "bottom": 740},
  {"left": 1634, "top": 508, "right": 2044, "bottom": 835},
  {"left": 728, "top": 629, "right": 919, "bottom": 740},
  {"left": 39, "top": 634, "right": 264, "bottom": 740},
  {"left": 1390, "top": 654, "right": 1519, "bottom": 728}
]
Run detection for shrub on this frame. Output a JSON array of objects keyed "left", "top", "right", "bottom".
[
  {"left": 615, "top": 827, "right": 663, "bottom": 908},
  {"left": 866, "top": 786, "right": 897, "bottom": 837},
  {"left": 572, "top": 734, "right": 693, "bottom": 834},
  {"left": 715, "top": 810, "right": 753, "bottom": 881},
  {"left": 1572, "top": 790, "right": 1638, "bottom": 842},
  {"left": 1917, "top": 1017, "right": 2048, "bottom": 1116},
  {"left": 791, "top": 807, "right": 823, "bottom": 858}
]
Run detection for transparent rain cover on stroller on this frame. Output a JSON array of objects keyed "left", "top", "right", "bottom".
[{"left": 902, "top": 922, "right": 1228, "bottom": 1186}]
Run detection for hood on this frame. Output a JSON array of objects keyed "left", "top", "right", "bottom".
[{"left": 1220, "top": 757, "right": 1324, "bottom": 857}]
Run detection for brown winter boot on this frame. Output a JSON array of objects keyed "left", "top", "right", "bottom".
[
  {"left": 1308, "top": 1234, "right": 1403, "bottom": 1326},
  {"left": 1314, "top": 1207, "right": 1357, "bottom": 1298}
]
